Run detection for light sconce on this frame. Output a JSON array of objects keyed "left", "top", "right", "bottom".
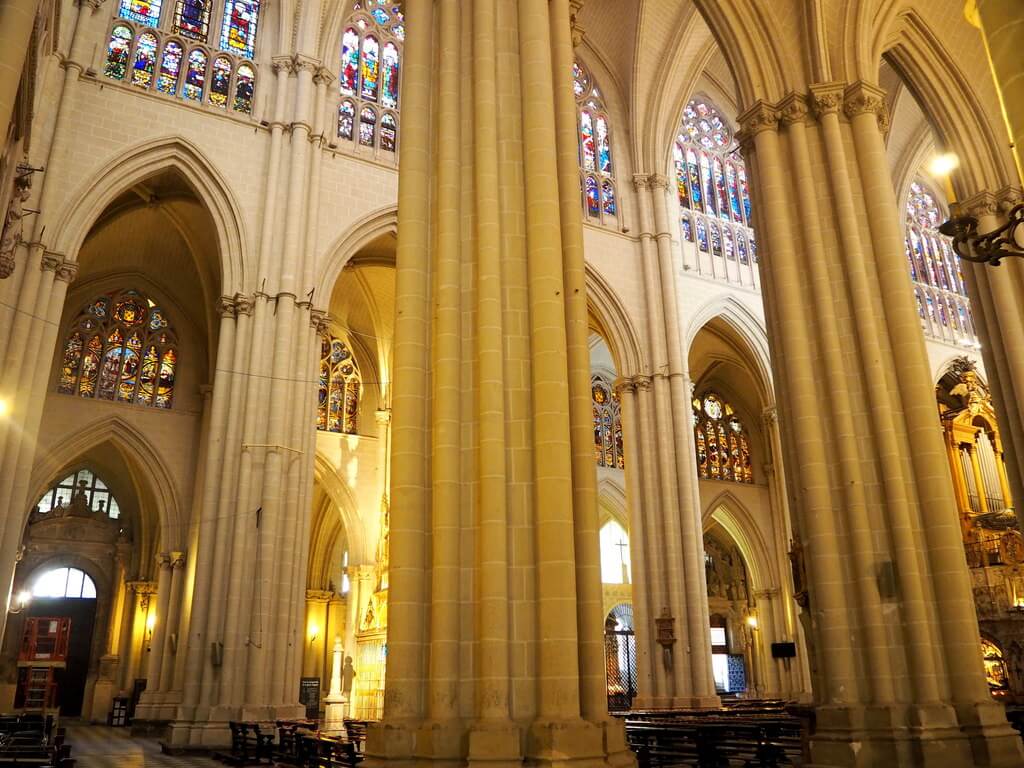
[
  {"left": 931, "top": 152, "right": 1024, "bottom": 265},
  {"left": 308, "top": 623, "right": 319, "bottom": 645},
  {"left": 746, "top": 615, "right": 759, "bottom": 630},
  {"left": 8, "top": 590, "right": 31, "bottom": 615},
  {"left": 145, "top": 612, "right": 156, "bottom": 650}
]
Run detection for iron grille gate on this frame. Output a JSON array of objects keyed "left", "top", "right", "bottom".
[{"left": 605, "top": 603, "right": 637, "bottom": 712}]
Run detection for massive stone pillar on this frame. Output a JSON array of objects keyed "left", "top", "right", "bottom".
[
  {"left": 0, "top": 0, "right": 39, "bottom": 149},
  {"left": 364, "top": 1, "right": 632, "bottom": 765},
  {"left": 734, "top": 83, "right": 1023, "bottom": 767},
  {"left": 623, "top": 174, "right": 718, "bottom": 709},
  {"left": 966, "top": 0, "right": 1024, "bottom": 182}
]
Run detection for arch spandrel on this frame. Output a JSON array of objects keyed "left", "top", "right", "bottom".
[{"left": 49, "top": 136, "right": 249, "bottom": 297}]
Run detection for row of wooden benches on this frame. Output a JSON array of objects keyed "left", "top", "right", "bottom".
[
  {"left": 623, "top": 713, "right": 802, "bottom": 768},
  {"left": 215, "top": 720, "right": 366, "bottom": 767},
  {"left": 0, "top": 717, "right": 71, "bottom": 768}
]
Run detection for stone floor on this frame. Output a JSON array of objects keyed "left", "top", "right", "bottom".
[{"left": 66, "top": 724, "right": 220, "bottom": 768}]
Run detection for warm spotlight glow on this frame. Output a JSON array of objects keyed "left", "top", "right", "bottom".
[
  {"left": 15, "top": 591, "right": 30, "bottom": 609},
  {"left": 746, "top": 615, "right": 758, "bottom": 629},
  {"left": 928, "top": 153, "right": 960, "bottom": 179},
  {"left": 146, "top": 613, "right": 157, "bottom": 632},
  {"left": 308, "top": 623, "right": 319, "bottom": 641},
  {"left": 0, "top": 399, "right": 8, "bottom": 417}
]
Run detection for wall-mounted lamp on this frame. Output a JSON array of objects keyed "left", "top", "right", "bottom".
[
  {"left": 746, "top": 615, "right": 759, "bottom": 630},
  {"left": 308, "top": 623, "right": 320, "bottom": 645},
  {"left": 146, "top": 612, "right": 157, "bottom": 650},
  {"left": 8, "top": 590, "right": 31, "bottom": 615}
]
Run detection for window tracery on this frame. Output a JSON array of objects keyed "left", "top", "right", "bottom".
[
  {"left": 104, "top": 0, "right": 259, "bottom": 116},
  {"left": 57, "top": 289, "right": 178, "bottom": 410},
  {"left": 317, "top": 335, "right": 361, "bottom": 434},
  {"left": 692, "top": 391, "right": 752, "bottom": 483},
  {"left": 675, "top": 97, "right": 758, "bottom": 285},
  {"left": 32, "top": 567, "right": 98, "bottom": 599},
  {"left": 33, "top": 469, "right": 122, "bottom": 520},
  {"left": 337, "top": 2, "right": 403, "bottom": 154},
  {"left": 574, "top": 59, "right": 617, "bottom": 227},
  {"left": 904, "top": 179, "right": 976, "bottom": 346},
  {"left": 592, "top": 374, "right": 623, "bottom": 469}
]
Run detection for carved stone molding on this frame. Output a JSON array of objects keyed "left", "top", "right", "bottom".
[
  {"left": 961, "top": 191, "right": 1001, "bottom": 220},
  {"left": 997, "top": 186, "right": 1023, "bottom": 213},
  {"left": 762, "top": 406, "right": 778, "bottom": 428},
  {"left": 235, "top": 294, "right": 254, "bottom": 316},
  {"left": 156, "top": 552, "right": 172, "bottom": 570},
  {"left": 311, "top": 309, "right": 329, "bottom": 334},
  {"left": 613, "top": 377, "right": 636, "bottom": 397},
  {"left": 305, "top": 589, "right": 333, "bottom": 602},
  {"left": 217, "top": 295, "right": 237, "bottom": 318},
  {"left": 633, "top": 374, "right": 653, "bottom": 392},
  {"left": 314, "top": 66, "right": 337, "bottom": 87},
  {"left": 646, "top": 173, "right": 669, "bottom": 191},
  {"left": 169, "top": 551, "right": 186, "bottom": 569},
  {"left": 55, "top": 259, "right": 78, "bottom": 283}
]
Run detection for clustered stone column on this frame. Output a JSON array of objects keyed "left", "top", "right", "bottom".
[
  {"left": 956, "top": 189, "right": 1024, "bottom": 525},
  {"left": 619, "top": 173, "right": 717, "bottom": 710},
  {"left": 163, "top": 50, "right": 334, "bottom": 745},
  {"left": 733, "top": 81, "right": 1023, "bottom": 767},
  {"left": 364, "top": 1, "right": 631, "bottom": 765}
]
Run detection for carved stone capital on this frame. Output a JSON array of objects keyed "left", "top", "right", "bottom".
[
  {"left": 631, "top": 173, "right": 651, "bottom": 192},
  {"left": 217, "top": 295, "right": 237, "bottom": 318},
  {"left": 633, "top": 374, "right": 653, "bottom": 392},
  {"left": 170, "top": 551, "right": 186, "bottom": 569},
  {"left": 375, "top": 408, "right": 392, "bottom": 426},
  {"left": 305, "top": 589, "right": 333, "bottom": 602},
  {"left": 314, "top": 66, "right": 336, "bottom": 87},
  {"left": 311, "top": 309, "right": 329, "bottom": 334},
  {"left": 570, "top": 0, "right": 586, "bottom": 49},
  {"left": 961, "top": 191, "right": 1001, "bottom": 220},
  {"left": 613, "top": 377, "right": 636, "bottom": 397},
  {"left": 293, "top": 54, "right": 321, "bottom": 75},
  {"left": 235, "top": 294, "right": 254, "bottom": 316},
  {"left": 40, "top": 253, "right": 61, "bottom": 272},
  {"left": 647, "top": 173, "right": 669, "bottom": 191},
  {"left": 156, "top": 552, "right": 172, "bottom": 569},
  {"left": 271, "top": 55, "right": 295, "bottom": 75},
  {"left": 737, "top": 100, "right": 779, "bottom": 138},
  {"left": 762, "top": 406, "right": 778, "bottom": 427},
  {"left": 778, "top": 93, "right": 810, "bottom": 126},
  {"left": 997, "top": 186, "right": 1024, "bottom": 214},
  {"left": 55, "top": 259, "right": 78, "bottom": 283},
  {"left": 128, "top": 580, "right": 158, "bottom": 596},
  {"left": 808, "top": 82, "right": 844, "bottom": 117},
  {"left": 843, "top": 81, "right": 887, "bottom": 126}
]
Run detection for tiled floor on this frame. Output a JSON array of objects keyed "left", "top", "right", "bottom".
[{"left": 66, "top": 724, "right": 221, "bottom": 768}]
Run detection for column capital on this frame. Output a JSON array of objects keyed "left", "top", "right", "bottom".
[
  {"left": 808, "top": 82, "right": 845, "bottom": 117},
  {"left": 737, "top": 100, "right": 780, "bottom": 138},
  {"left": 235, "top": 294, "right": 254, "bottom": 316},
  {"left": 754, "top": 588, "right": 780, "bottom": 600},
  {"left": 311, "top": 309, "right": 330, "bottom": 334},
  {"left": 375, "top": 408, "right": 392, "bottom": 426},
  {"left": 169, "top": 551, "right": 187, "bottom": 569},
  {"left": 306, "top": 589, "right": 333, "bottom": 602},
  {"left": 127, "top": 580, "right": 158, "bottom": 595},
  {"left": 613, "top": 377, "right": 636, "bottom": 396},
  {"left": 314, "top": 66, "right": 337, "bottom": 87},
  {"left": 271, "top": 55, "right": 296, "bottom": 74},
  {"left": 217, "top": 295, "right": 237, "bottom": 318},
  {"left": 633, "top": 374, "right": 653, "bottom": 392},
  {"left": 293, "top": 54, "right": 322, "bottom": 75},
  {"left": 156, "top": 552, "right": 172, "bottom": 570},
  {"left": 40, "top": 253, "right": 77, "bottom": 283},
  {"left": 762, "top": 406, "right": 779, "bottom": 427},
  {"left": 570, "top": 0, "right": 586, "bottom": 48},
  {"left": 778, "top": 93, "right": 810, "bottom": 126},
  {"left": 960, "top": 190, "right": 1002, "bottom": 219},
  {"left": 997, "top": 185, "right": 1023, "bottom": 212},
  {"left": 843, "top": 81, "right": 888, "bottom": 132}
]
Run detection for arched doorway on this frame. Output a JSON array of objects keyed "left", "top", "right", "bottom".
[
  {"left": 603, "top": 603, "right": 636, "bottom": 712},
  {"left": 15, "top": 566, "right": 98, "bottom": 716}
]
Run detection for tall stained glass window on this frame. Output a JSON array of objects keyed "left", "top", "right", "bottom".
[
  {"left": 904, "top": 178, "right": 976, "bottom": 347},
  {"left": 318, "top": 335, "right": 361, "bottom": 434},
  {"left": 57, "top": 289, "right": 178, "bottom": 410},
  {"left": 692, "top": 391, "right": 752, "bottom": 483},
  {"left": 574, "top": 59, "right": 617, "bottom": 227},
  {"left": 104, "top": 0, "right": 257, "bottom": 115},
  {"left": 592, "top": 374, "right": 624, "bottom": 469},
  {"left": 338, "top": 2, "right": 403, "bottom": 153},
  {"left": 675, "top": 96, "right": 759, "bottom": 287}
]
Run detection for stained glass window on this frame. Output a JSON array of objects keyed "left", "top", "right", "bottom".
[
  {"left": 156, "top": 41, "right": 183, "bottom": 94},
  {"left": 131, "top": 32, "right": 158, "bottom": 88},
  {"left": 172, "top": 0, "right": 210, "bottom": 39},
  {"left": 574, "top": 58, "right": 617, "bottom": 226},
  {"left": 119, "top": 0, "right": 162, "bottom": 27},
  {"left": 338, "top": 3, "right": 403, "bottom": 150},
  {"left": 592, "top": 375, "right": 624, "bottom": 469},
  {"left": 105, "top": 26, "right": 133, "bottom": 80},
  {"left": 234, "top": 63, "right": 255, "bottom": 113},
  {"left": 209, "top": 56, "right": 232, "bottom": 107},
  {"left": 692, "top": 391, "right": 752, "bottom": 483},
  {"left": 904, "top": 178, "right": 975, "bottom": 346},
  {"left": 182, "top": 48, "right": 207, "bottom": 100},
  {"left": 675, "top": 96, "right": 759, "bottom": 286},
  {"left": 57, "top": 289, "right": 178, "bottom": 409},
  {"left": 219, "top": 0, "right": 260, "bottom": 59},
  {"left": 317, "top": 335, "right": 361, "bottom": 434},
  {"left": 32, "top": 469, "right": 121, "bottom": 519}
]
